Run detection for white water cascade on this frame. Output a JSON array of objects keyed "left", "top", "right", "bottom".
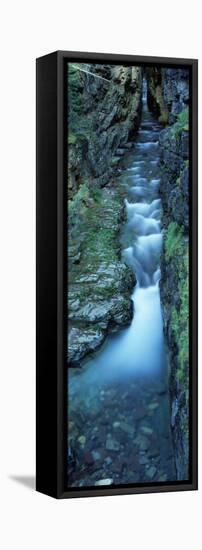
[
  {"left": 73, "top": 77, "right": 166, "bottom": 383},
  {"left": 68, "top": 76, "right": 176, "bottom": 488}
]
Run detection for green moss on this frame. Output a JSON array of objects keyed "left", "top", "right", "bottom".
[
  {"left": 111, "top": 156, "right": 120, "bottom": 166},
  {"left": 172, "top": 107, "right": 189, "bottom": 135},
  {"left": 68, "top": 182, "right": 89, "bottom": 219},
  {"left": 90, "top": 186, "right": 102, "bottom": 203},
  {"left": 165, "top": 222, "right": 189, "bottom": 385},
  {"left": 67, "top": 64, "right": 91, "bottom": 142},
  {"left": 165, "top": 222, "right": 183, "bottom": 260},
  {"left": 169, "top": 242, "right": 189, "bottom": 389},
  {"left": 176, "top": 160, "right": 189, "bottom": 187},
  {"left": 177, "top": 107, "right": 189, "bottom": 127},
  {"left": 84, "top": 226, "right": 118, "bottom": 261},
  {"left": 68, "top": 133, "right": 78, "bottom": 145},
  {"left": 81, "top": 281, "right": 119, "bottom": 301},
  {"left": 68, "top": 131, "right": 89, "bottom": 145}
]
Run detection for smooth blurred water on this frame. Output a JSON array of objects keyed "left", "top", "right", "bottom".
[{"left": 67, "top": 79, "right": 176, "bottom": 487}]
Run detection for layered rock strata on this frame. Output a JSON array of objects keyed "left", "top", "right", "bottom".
[{"left": 68, "top": 64, "right": 141, "bottom": 366}]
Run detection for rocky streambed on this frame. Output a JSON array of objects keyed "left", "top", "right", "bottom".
[{"left": 68, "top": 375, "right": 175, "bottom": 487}]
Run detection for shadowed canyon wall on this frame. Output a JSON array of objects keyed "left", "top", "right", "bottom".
[{"left": 148, "top": 68, "right": 189, "bottom": 479}]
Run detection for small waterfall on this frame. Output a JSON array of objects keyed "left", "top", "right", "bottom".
[{"left": 142, "top": 76, "right": 148, "bottom": 108}]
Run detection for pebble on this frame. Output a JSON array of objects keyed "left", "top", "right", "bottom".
[
  {"left": 121, "top": 392, "right": 129, "bottom": 399},
  {"left": 139, "top": 455, "right": 149, "bottom": 465},
  {"left": 158, "top": 473, "right": 168, "bottom": 482},
  {"left": 105, "top": 456, "right": 113, "bottom": 466},
  {"left": 84, "top": 452, "right": 94, "bottom": 465},
  {"left": 134, "top": 406, "right": 147, "bottom": 420},
  {"left": 113, "top": 461, "right": 125, "bottom": 474},
  {"left": 148, "top": 402, "right": 159, "bottom": 411},
  {"left": 119, "top": 421, "right": 135, "bottom": 435},
  {"left": 146, "top": 466, "right": 157, "bottom": 479},
  {"left": 113, "top": 421, "right": 121, "bottom": 429},
  {"left": 95, "top": 478, "right": 113, "bottom": 486},
  {"left": 106, "top": 436, "right": 121, "bottom": 451},
  {"left": 77, "top": 435, "right": 86, "bottom": 447},
  {"left": 148, "top": 447, "right": 160, "bottom": 458},
  {"left": 92, "top": 450, "right": 101, "bottom": 461},
  {"left": 135, "top": 434, "right": 150, "bottom": 451},
  {"left": 140, "top": 426, "right": 153, "bottom": 435},
  {"left": 68, "top": 421, "right": 75, "bottom": 432}
]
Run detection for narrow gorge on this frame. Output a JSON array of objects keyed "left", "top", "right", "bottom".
[{"left": 67, "top": 64, "right": 190, "bottom": 487}]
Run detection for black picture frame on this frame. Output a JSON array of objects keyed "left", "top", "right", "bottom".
[{"left": 36, "top": 51, "right": 198, "bottom": 499}]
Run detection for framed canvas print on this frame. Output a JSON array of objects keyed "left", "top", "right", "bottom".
[{"left": 36, "top": 51, "right": 198, "bottom": 498}]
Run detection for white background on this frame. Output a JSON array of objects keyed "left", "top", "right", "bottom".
[{"left": 0, "top": 0, "right": 201, "bottom": 548}]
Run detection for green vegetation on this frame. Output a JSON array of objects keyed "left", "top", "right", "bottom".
[
  {"left": 68, "top": 64, "right": 84, "bottom": 123},
  {"left": 68, "top": 131, "right": 89, "bottom": 144},
  {"left": 111, "top": 156, "right": 120, "bottom": 167},
  {"left": 176, "top": 160, "right": 189, "bottom": 187},
  {"left": 68, "top": 133, "right": 78, "bottom": 145},
  {"left": 83, "top": 225, "right": 118, "bottom": 262},
  {"left": 90, "top": 186, "right": 102, "bottom": 203},
  {"left": 68, "top": 64, "right": 91, "bottom": 142},
  {"left": 80, "top": 280, "right": 120, "bottom": 302},
  {"left": 68, "top": 181, "right": 132, "bottom": 312},
  {"left": 165, "top": 222, "right": 183, "bottom": 260},
  {"left": 171, "top": 260, "right": 189, "bottom": 382},
  {"left": 172, "top": 107, "right": 189, "bottom": 135},
  {"left": 68, "top": 182, "right": 89, "bottom": 220},
  {"left": 68, "top": 181, "right": 121, "bottom": 262},
  {"left": 165, "top": 222, "right": 189, "bottom": 386},
  {"left": 68, "top": 181, "right": 110, "bottom": 227}
]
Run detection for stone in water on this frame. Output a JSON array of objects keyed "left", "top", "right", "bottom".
[{"left": 95, "top": 478, "right": 113, "bottom": 486}]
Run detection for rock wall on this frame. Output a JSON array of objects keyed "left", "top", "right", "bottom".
[
  {"left": 68, "top": 64, "right": 142, "bottom": 195},
  {"left": 68, "top": 64, "right": 142, "bottom": 366},
  {"left": 147, "top": 67, "right": 169, "bottom": 124},
  {"left": 147, "top": 67, "right": 189, "bottom": 126},
  {"left": 153, "top": 68, "right": 190, "bottom": 480}
]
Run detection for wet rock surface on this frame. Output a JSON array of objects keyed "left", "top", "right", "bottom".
[
  {"left": 157, "top": 70, "right": 190, "bottom": 480},
  {"left": 159, "top": 125, "right": 189, "bottom": 231},
  {"left": 68, "top": 185, "right": 135, "bottom": 366}
]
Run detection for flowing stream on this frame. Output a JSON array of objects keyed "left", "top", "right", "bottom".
[{"left": 68, "top": 79, "right": 176, "bottom": 487}]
